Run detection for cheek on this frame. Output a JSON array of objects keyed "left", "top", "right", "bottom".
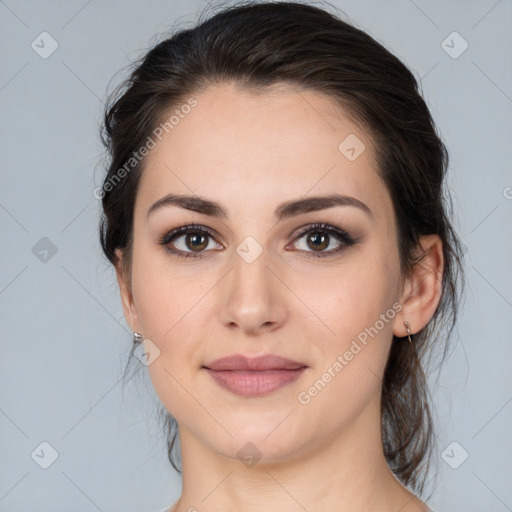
[
  {"left": 292, "top": 273, "right": 396, "bottom": 436},
  {"left": 290, "top": 250, "right": 398, "bottom": 401},
  {"left": 132, "top": 269, "right": 210, "bottom": 368},
  {"left": 131, "top": 238, "right": 211, "bottom": 340},
  {"left": 291, "top": 252, "right": 397, "bottom": 343},
  {"left": 130, "top": 252, "right": 216, "bottom": 416}
]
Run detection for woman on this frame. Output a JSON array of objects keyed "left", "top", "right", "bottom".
[{"left": 98, "top": 2, "right": 465, "bottom": 511}]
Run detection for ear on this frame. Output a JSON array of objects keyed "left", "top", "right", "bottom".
[
  {"left": 394, "top": 234, "right": 444, "bottom": 337},
  {"left": 114, "top": 248, "right": 140, "bottom": 334}
]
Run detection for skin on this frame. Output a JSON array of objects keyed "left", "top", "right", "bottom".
[{"left": 115, "top": 82, "right": 443, "bottom": 512}]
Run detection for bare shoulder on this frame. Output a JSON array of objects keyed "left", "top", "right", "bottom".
[
  {"left": 162, "top": 500, "right": 179, "bottom": 512},
  {"left": 396, "top": 493, "right": 434, "bottom": 512}
]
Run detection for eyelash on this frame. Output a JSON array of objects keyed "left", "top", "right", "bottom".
[{"left": 158, "top": 222, "right": 359, "bottom": 260}]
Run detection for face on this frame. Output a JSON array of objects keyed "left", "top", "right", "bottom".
[{"left": 117, "top": 82, "right": 407, "bottom": 465}]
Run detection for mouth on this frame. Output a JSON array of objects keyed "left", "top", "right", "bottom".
[
  {"left": 202, "top": 353, "right": 308, "bottom": 397},
  {"left": 203, "top": 353, "right": 306, "bottom": 371},
  {"left": 203, "top": 367, "right": 307, "bottom": 397}
]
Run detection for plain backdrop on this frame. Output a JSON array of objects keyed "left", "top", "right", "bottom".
[{"left": 1, "top": 0, "right": 511, "bottom": 511}]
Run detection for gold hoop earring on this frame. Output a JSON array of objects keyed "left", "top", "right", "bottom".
[{"left": 404, "top": 321, "right": 413, "bottom": 344}]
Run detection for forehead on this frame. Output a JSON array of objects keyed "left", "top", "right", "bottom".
[{"left": 137, "top": 82, "right": 393, "bottom": 229}]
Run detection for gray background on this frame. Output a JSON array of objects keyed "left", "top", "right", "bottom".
[{"left": 1, "top": 0, "right": 511, "bottom": 511}]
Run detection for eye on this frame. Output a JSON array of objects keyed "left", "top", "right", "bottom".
[
  {"left": 288, "top": 222, "right": 358, "bottom": 259},
  {"left": 158, "top": 224, "right": 222, "bottom": 259},
  {"left": 159, "top": 222, "right": 359, "bottom": 260}
]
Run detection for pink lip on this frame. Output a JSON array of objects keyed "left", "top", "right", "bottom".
[
  {"left": 204, "top": 354, "right": 306, "bottom": 371},
  {"left": 205, "top": 368, "right": 307, "bottom": 397},
  {"left": 203, "top": 354, "right": 307, "bottom": 397}
]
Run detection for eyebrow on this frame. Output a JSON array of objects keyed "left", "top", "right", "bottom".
[{"left": 146, "top": 193, "right": 373, "bottom": 222}]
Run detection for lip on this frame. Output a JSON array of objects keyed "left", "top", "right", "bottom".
[
  {"left": 203, "top": 354, "right": 308, "bottom": 397},
  {"left": 204, "top": 368, "right": 307, "bottom": 397},
  {"left": 204, "top": 354, "right": 306, "bottom": 371}
]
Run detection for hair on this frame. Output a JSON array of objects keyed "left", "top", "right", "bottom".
[{"left": 98, "top": 0, "right": 466, "bottom": 498}]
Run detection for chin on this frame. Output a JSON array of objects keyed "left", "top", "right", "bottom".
[{"left": 219, "top": 430, "right": 304, "bottom": 466}]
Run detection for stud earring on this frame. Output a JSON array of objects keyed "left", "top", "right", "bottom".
[{"left": 403, "top": 321, "right": 413, "bottom": 344}]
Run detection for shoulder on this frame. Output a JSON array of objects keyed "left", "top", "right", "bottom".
[{"left": 160, "top": 503, "right": 178, "bottom": 512}]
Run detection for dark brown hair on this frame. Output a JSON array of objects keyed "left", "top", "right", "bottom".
[{"left": 98, "top": 0, "right": 466, "bottom": 497}]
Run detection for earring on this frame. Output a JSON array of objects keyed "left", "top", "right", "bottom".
[
  {"left": 403, "top": 321, "right": 413, "bottom": 344},
  {"left": 133, "top": 332, "right": 143, "bottom": 344}
]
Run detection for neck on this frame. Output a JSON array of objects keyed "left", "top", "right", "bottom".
[{"left": 170, "top": 392, "right": 428, "bottom": 512}]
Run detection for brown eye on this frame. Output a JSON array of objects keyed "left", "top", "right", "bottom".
[
  {"left": 290, "top": 222, "right": 358, "bottom": 259},
  {"left": 184, "top": 232, "right": 209, "bottom": 251},
  {"left": 305, "top": 231, "right": 329, "bottom": 251},
  {"left": 159, "top": 224, "right": 223, "bottom": 259}
]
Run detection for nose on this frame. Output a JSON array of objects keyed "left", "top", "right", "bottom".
[{"left": 217, "top": 244, "right": 289, "bottom": 335}]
